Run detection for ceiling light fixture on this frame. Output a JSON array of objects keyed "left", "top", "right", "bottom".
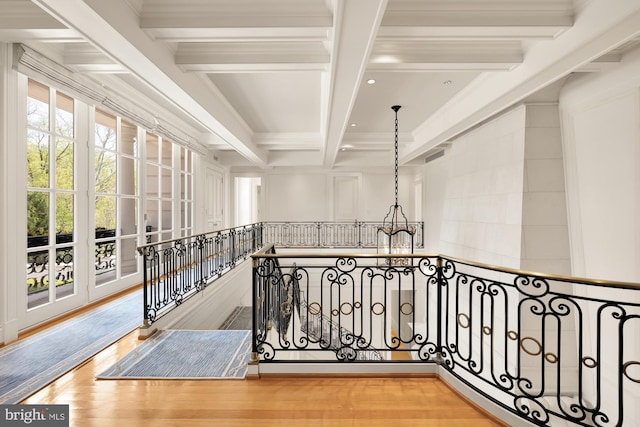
[
  {"left": 377, "top": 105, "right": 415, "bottom": 266},
  {"left": 367, "top": 79, "right": 376, "bottom": 84}
]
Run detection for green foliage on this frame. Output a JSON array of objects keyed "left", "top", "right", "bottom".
[
  {"left": 26, "top": 96, "right": 77, "bottom": 236},
  {"left": 26, "top": 94, "right": 123, "bottom": 238},
  {"left": 27, "top": 191, "right": 49, "bottom": 235}
]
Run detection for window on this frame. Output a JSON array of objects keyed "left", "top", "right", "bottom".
[
  {"left": 26, "top": 80, "right": 76, "bottom": 309},
  {"left": 180, "top": 147, "right": 193, "bottom": 237},
  {"left": 94, "top": 108, "right": 140, "bottom": 286}
]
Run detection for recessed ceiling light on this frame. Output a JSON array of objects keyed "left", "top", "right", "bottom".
[
  {"left": 367, "top": 79, "right": 376, "bottom": 84},
  {"left": 350, "top": 123, "right": 357, "bottom": 127}
]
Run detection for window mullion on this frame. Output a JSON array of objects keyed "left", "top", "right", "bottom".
[{"left": 48, "top": 88, "right": 56, "bottom": 304}]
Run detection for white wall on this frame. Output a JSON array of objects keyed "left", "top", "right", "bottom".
[
  {"left": 521, "top": 104, "right": 571, "bottom": 275},
  {"left": 265, "top": 172, "right": 330, "bottom": 221},
  {"left": 423, "top": 154, "right": 448, "bottom": 254},
  {"left": 261, "top": 169, "right": 416, "bottom": 222},
  {"left": 423, "top": 102, "right": 574, "bottom": 275},
  {"left": 560, "top": 47, "right": 640, "bottom": 284},
  {"left": 559, "top": 49, "right": 640, "bottom": 424},
  {"left": 423, "top": 106, "right": 527, "bottom": 268}
]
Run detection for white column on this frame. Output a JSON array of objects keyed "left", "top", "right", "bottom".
[{"left": 0, "top": 44, "right": 24, "bottom": 343}]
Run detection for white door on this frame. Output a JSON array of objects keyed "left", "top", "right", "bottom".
[
  {"left": 333, "top": 175, "right": 360, "bottom": 221},
  {"left": 205, "top": 167, "right": 224, "bottom": 230}
]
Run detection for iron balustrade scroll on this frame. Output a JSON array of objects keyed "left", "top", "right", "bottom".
[
  {"left": 252, "top": 248, "right": 441, "bottom": 363},
  {"left": 252, "top": 248, "right": 640, "bottom": 427},
  {"left": 263, "top": 221, "right": 424, "bottom": 249},
  {"left": 26, "top": 229, "right": 117, "bottom": 296},
  {"left": 137, "top": 223, "right": 263, "bottom": 325},
  {"left": 252, "top": 253, "right": 383, "bottom": 362}
]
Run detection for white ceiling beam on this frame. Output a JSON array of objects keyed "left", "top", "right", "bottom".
[
  {"left": 0, "top": 1, "right": 82, "bottom": 42},
  {"left": 0, "top": 29, "right": 81, "bottom": 43},
  {"left": 573, "top": 38, "right": 640, "bottom": 72},
  {"left": 377, "top": 25, "right": 568, "bottom": 41},
  {"left": 175, "top": 41, "right": 329, "bottom": 73},
  {"left": 32, "top": 0, "right": 268, "bottom": 166},
  {"left": 144, "top": 27, "right": 329, "bottom": 43},
  {"left": 400, "top": 0, "right": 640, "bottom": 164},
  {"left": 178, "top": 63, "right": 328, "bottom": 73},
  {"left": 139, "top": 0, "right": 332, "bottom": 29},
  {"left": 1, "top": 0, "right": 66, "bottom": 28},
  {"left": 382, "top": 12, "right": 572, "bottom": 28},
  {"left": 253, "top": 133, "right": 322, "bottom": 150},
  {"left": 62, "top": 43, "right": 128, "bottom": 73},
  {"left": 322, "top": 0, "right": 388, "bottom": 168},
  {"left": 367, "top": 63, "right": 519, "bottom": 72},
  {"left": 369, "top": 40, "right": 523, "bottom": 71},
  {"left": 382, "top": 0, "right": 574, "bottom": 27}
]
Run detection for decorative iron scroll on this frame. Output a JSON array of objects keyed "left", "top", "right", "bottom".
[
  {"left": 252, "top": 249, "right": 640, "bottom": 427},
  {"left": 26, "top": 247, "right": 75, "bottom": 295},
  {"left": 252, "top": 256, "right": 382, "bottom": 362},
  {"left": 27, "top": 229, "right": 117, "bottom": 295}
]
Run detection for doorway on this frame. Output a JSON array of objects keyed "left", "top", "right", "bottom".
[{"left": 235, "top": 177, "right": 261, "bottom": 226}]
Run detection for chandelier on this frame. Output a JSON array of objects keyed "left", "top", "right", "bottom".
[{"left": 377, "top": 105, "right": 415, "bottom": 266}]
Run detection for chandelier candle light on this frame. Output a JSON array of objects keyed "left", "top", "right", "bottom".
[{"left": 377, "top": 105, "right": 415, "bottom": 266}]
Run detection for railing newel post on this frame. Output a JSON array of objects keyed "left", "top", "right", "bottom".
[
  {"left": 436, "top": 256, "right": 443, "bottom": 363},
  {"left": 139, "top": 246, "right": 149, "bottom": 327},
  {"left": 251, "top": 254, "right": 258, "bottom": 365}
]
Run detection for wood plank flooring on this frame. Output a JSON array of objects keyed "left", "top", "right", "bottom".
[{"left": 22, "top": 329, "right": 505, "bottom": 426}]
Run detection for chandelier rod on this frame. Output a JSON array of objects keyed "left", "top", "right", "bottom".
[{"left": 392, "top": 105, "right": 401, "bottom": 207}]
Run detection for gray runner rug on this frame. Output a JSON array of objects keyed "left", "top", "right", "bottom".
[
  {"left": 0, "top": 289, "right": 142, "bottom": 403},
  {"left": 97, "top": 329, "right": 251, "bottom": 379}
]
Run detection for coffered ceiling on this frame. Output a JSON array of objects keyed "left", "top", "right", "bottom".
[{"left": 2, "top": 0, "right": 640, "bottom": 170}]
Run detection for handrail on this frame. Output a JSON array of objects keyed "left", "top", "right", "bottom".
[
  {"left": 443, "top": 254, "right": 640, "bottom": 290},
  {"left": 254, "top": 246, "right": 640, "bottom": 289},
  {"left": 137, "top": 222, "right": 264, "bottom": 251}
]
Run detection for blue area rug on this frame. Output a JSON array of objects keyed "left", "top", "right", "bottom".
[
  {"left": 0, "top": 289, "right": 142, "bottom": 404},
  {"left": 97, "top": 330, "right": 251, "bottom": 379}
]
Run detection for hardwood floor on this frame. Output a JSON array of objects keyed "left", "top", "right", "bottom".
[{"left": 22, "top": 330, "right": 505, "bottom": 426}]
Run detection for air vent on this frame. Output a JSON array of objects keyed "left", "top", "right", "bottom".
[{"left": 424, "top": 150, "right": 445, "bottom": 164}]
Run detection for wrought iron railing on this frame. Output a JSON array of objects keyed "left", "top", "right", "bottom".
[
  {"left": 137, "top": 221, "right": 422, "bottom": 323},
  {"left": 253, "top": 254, "right": 382, "bottom": 361},
  {"left": 251, "top": 247, "right": 640, "bottom": 427},
  {"left": 26, "top": 229, "right": 117, "bottom": 295},
  {"left": 137, "top": 223, "right": 263, "bottom": 325},
  {"left": 263, "top": 221, "right": 424, "bottom": 249}
]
